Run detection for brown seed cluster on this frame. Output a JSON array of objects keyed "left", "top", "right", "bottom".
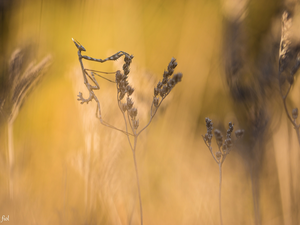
[
  {"left": 279, "top": 11, "right": 300, "bottom": 86},
  {"left": 203, "top": 118, "right": 244, "bottom": 164},
  {"left": 115, "top": 54, "right": 140, "bottom": 129},
  {"left": 203, "top": 118, "right": 213, "bottom": 145},
  {"left": 222, "top": 122, "right": 233, "bottom": 154},
  {"left": 153, "top": 58, "right": 182, "bottom": 107},
  {"left": 292, "top": 108, "right": 298, "bottom": 120}
]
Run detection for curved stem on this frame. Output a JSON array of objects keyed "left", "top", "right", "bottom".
[
  {"left": 137, "top": 95, "right": 166, "bottom": 136},
  {"left": 137, "top": 103, "right": 156, "bottom": 136},
  {"left": 278, "top": 73, "right": 300, "bottom": 145}
]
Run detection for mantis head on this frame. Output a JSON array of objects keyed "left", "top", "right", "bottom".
[{"left": 72, "top": 38, "right": 86, "bottom": 52}]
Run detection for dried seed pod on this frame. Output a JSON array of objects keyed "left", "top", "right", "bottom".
[
  {"left": 154, "top": 87, "right": 159, "bottom": 96},
  {"left": 216, "top": 151, "right": 222, "bottom": 161},
  {"left": 121, "top": 103, "right": 128, "bottom": 112},
  {"left": 127, "top": 97, "right": 134, "bottom": 109},
  {"left": 157, "top": 81, "right": 163, "bottom": 89},
  {"left": 124, "top": 67, "right": 130, "bottom": 75},
  {"left": 292, "top": 108, "right": 298, "bottom": 120},
  {"left": 126, "top": 85, "right": 134, "bottom": 96},
  {"left": 133, "top": 119, "right": 139, "bottom": 129},
  {"left": 129, "top": 107, "right": 138, "bottom": 118},
  {"left": 116, "top": 70, "right": 123, "bottom": 82},
  {"left": 160, "top": 85, "right": 168, "bottom": 97},
  {"left": 163, "top": 70, "right": 169, "bottom": 78},
  {"left": 162, "top": 77, "right": 168, "bottom": 85},
  {"left": 173, "top": 73, "right": 183, "bottom": 83},
  {"left": 153, "top": 97, "right": 159, "bottom": 107},
  {"left": 119, "top": 92, "right": 125, "bottom": 100},
  {"left": 214, "top": 129, "right": 223, "bottom": 147},
  {"left": 167, "top": 79, "right": 175, "bottom": 88}
]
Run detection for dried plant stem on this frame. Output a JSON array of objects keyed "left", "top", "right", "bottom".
[
  {"left": 249, "top": 167, "right": 260, "bottom": 225},
  {"left": 116, "top": 76, "right": 178, "bottom": 225},
  {"left": 204, "top": 142, "right": 224, "bottom": 225},
  {"left": 278, "top": 11, "right": 300, "bottom": 146},
  {"left": 120, "top": 108, "right": 143, "bottom": 224},
  {"left": 7, "top": 121, "right": 14, "bottom": 199},
  {"left": 132, "top": 145, "right": 143, "bottom": 225},
  {"left": 203, "top": 118, "right": 244, "bottom": 225},
  {"left": 73, "top": 39, "right": 182, "bottom": 225},
  {"left": 219, "top": 163, "right": 223, "bottom": 225},
  {"left": 279, "top": 81, "right": 300, "bottom": 145},
  {"left": 118, "top": 98, "right": 170, "bottom": 225}
]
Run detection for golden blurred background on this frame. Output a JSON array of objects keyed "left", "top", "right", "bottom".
[{"left": 0, "top": 0, "right": 299, "bottom": 224}]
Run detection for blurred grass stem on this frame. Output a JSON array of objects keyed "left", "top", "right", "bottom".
[{"left": 219, "top": 163, "right": 223, "bottom": 225}]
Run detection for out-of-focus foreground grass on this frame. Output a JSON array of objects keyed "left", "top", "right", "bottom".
[{"left": 0, "top": 0, "right": 299, "bottom": 224}]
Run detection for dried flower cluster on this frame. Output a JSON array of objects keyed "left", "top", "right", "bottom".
[
  {"left": 278, "top": 11, "right": 300, "bottom": 145},
  {"left": 73, "top": 38, "right": 183, "bottom": 225},
  {"left": 153, "top": 58, "right": 182, "bottom": 108},
  {"left": 203, "top": 118, "right": 244, "bottom": 164},
  {"left": 202, "top": 117, "right": 244, "bottom": 225},
  {"left": 116, "top": 54, "right": 140, "bottom": 129}
]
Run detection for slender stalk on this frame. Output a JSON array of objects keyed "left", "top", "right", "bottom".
[
  {"left": 132, "top": 137, "right": 143, "bottom": 225},
  {"left": 219, "top": 163, "right": 223, "bottom": 225},
  {"left": 8, "top": 121, "right": 14, "bottom": 199},
  {"left": 119, "top": 102, "right": 143, "bottom": 224},
  {"left": 203, "top": 119, "right": 244, "bottom": 225},
  {"left": 278, "top": 75, "right": 300, "bottom": 146},
  {"left": 73, "top": 39, "right": 182, "bottom": 225}
]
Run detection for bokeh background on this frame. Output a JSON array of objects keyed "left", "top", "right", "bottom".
[{"left": 0, "top": 0, "right": 299, "bottom": 224}]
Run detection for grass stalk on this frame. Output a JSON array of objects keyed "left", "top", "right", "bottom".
[
  {"left": 203, "top": 118, "right": 244, "bottom": 225},
  {"left": 219, "top": 163, "right": 223, "bottom": 225},
  {"left": 7, "top": 121, "right": 14, "bottom": 199},
  {"left": 73, "top": 38, "right": 182, "bottom": 224}
]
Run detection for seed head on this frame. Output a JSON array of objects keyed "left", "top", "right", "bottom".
[
  {"left": 133, "top": 119, "right": 139, "bottom": 129},
  {"left": 121, "top": 103, "right": 127, "bottom": 112},
  {"left": 173, "top": 73, "right": 183, "bottom": 83},
  {"left": 167, "top": 78, "right": 175, "bottom": 88},
  {"left": 160, "top": 85, "right": 169, "bottom": 97},
  {"left": 162, "top": 77, "right": 168, "bottom": 85},
  {"left": 157, "top": 81, "right": 163, "bottom": 89},
  {"left": 154, "top": 87, "right": 159, "bottom": 96},
  {"left": 126, "top": 85, "right": 134, "bottom": 96},
  {"left": 204, "top": 118, "right": 213, "bottom": 145},
  {"left": 119, "top": 92, "right": 125, "bottom": 100},
  {"left": 116, "top": 70, "right": 123, "bottom": 82},
  {"left": 127, "top": 97, "right": 134, "bottom": 109},
  {"left": 129, "top": 107, "right": 138, "bottom": 118},
  {"left": 226, "top": 121, "right": 234, "bottom": 138},
  {"left": 292, "top": 108, "right": 298, "bottom": 120},
  {"left": 153, "top": 97, "right": 159, "bottom": 107},
  {"left": 123, "top": 67, "right": 130, "bottom": 75},
  {"left": 214, "top": 129, "right": 223, "bottom": 147}
]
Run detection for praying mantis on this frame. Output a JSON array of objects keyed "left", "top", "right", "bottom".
[{"left": 72, "top": 38, "right": 133, "bottom": 134}]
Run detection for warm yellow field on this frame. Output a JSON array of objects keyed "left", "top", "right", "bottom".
[{"left": 0, "top": 0, "right": 299, "bottom": 224}]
